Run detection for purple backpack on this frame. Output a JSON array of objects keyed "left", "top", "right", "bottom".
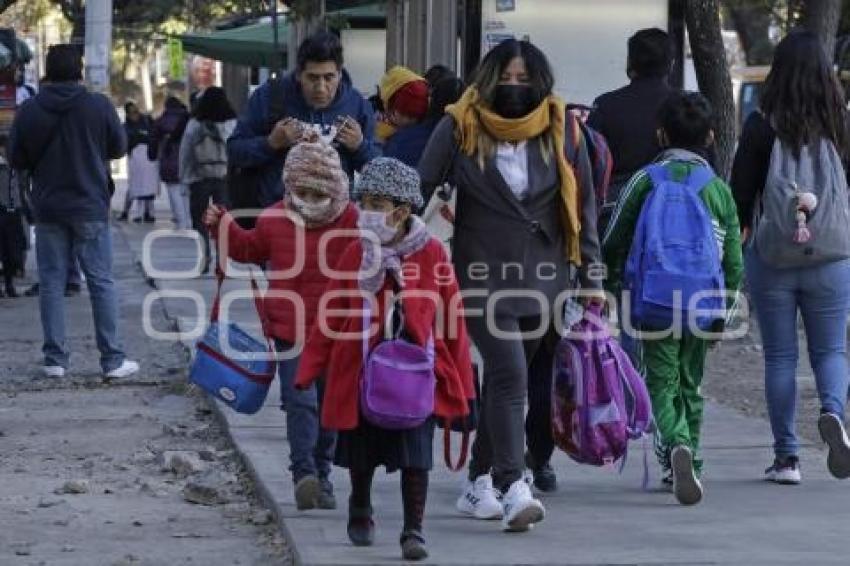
[
  {"left": 359, "top": 300, "right": 436, "bottom": 431},
  {"left": 551, "top": 305, "right": 652, "bottom": 466}
]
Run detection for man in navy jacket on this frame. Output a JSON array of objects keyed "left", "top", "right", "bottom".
[
  {"left": 8, "top": 44, "right": 139, "bottom": 380},
  {"left": 228, "top": 31, "right": 379, "bottom": 207}
]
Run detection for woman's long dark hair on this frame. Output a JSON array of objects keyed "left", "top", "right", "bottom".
[
  {"left": 472, "top": 39, "right": 554, "bottom": 108},
  {"left": 760, "top": 31, "right": 848, "bottom": 158},
  {"left": 193, "top": 86, "right": 237, "bottom": 123}
]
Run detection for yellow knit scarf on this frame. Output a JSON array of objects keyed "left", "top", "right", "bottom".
[{"left": 445, "top": 86, "right": 582, "bottom": 265}]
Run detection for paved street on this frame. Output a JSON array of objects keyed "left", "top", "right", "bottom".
[{"left": 117, "top": 189, "right": 850, "bottom": 565}]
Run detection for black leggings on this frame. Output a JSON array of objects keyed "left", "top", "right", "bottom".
[{"left": 349, "top": 467, "right": 428, "bottom": 532}]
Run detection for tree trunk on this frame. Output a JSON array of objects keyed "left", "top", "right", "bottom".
[
  {"left": 801, "top": 0, "right": 842, "bottom": 60},
  {"left": 686, "top": 0, "right": 736, "bottom": 180}
]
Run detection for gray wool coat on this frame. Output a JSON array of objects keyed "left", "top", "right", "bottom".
[{"left": 418, "top": 115, "right": 603, "bottom": 319}]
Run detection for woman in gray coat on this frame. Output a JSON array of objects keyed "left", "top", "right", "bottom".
[{"left": 418, "top": 39, "right": 603, "bottom": 533}]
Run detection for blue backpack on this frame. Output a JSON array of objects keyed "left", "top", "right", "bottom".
[{"left": 624, "top": 164, "right": 725, "bottom": 331}]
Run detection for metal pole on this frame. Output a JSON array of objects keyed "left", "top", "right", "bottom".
[
  {"left": 84, "top": 0, "right": 113, "bottom": 94},
  {"left": 271, "top": 0, "right": 280, "bottom": 74}
]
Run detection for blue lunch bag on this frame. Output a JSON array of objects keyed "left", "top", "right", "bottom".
[{"left": 189, "top": 269, "right": 276, "bottom": 414}]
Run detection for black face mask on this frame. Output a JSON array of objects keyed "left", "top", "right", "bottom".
[{"left": 491, "top": 84, "right": 540, "bottom": 119}]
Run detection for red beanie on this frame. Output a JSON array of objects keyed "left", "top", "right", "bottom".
[{"left": 388, "top": 80, "right": 429, "bottom": 120}]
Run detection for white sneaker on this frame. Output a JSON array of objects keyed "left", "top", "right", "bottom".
[
  {"left": 501, "top": 479, "right": 545, "bottom": 532},
  {"left": 764, "top": 456, "right": 801, "bottom": 485},
  {"left": 456, "top": 474, "right": 503, "bottom": 520},
  {"left": 104, "top": 360, "right": 140, "bottom": 379},
  {"left": 671, "top": 445, "right": 703, "bottom": 505},
  {"left": 43, "top": 365, "right": 65, "bottom": 378},
  {"left": 818, "top": 413, "right": 850, "bottom": 479}
]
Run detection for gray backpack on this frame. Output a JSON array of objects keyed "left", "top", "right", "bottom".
[
  {"left": 193, "top": 121, "right": 228, "bottom": 180},
  {"left": 752, "top": 136, "right": 850, "bottom": 267}
]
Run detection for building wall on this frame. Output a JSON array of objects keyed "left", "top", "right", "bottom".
[
  {"left": 341, "top": 28, "right": 387, "bottom": 97},
  {"left": 480, "top": 0, "right": 668, "bottom": 105}
]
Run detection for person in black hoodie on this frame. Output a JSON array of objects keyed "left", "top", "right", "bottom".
[
  {"left": 587, "top": 28, "right": 674, "bottom": 235},
  {"left": 8, "top": 44, "right": 139, "bottom": 380}
]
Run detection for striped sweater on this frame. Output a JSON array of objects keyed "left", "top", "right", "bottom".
[{"left": 601, "top": 149, "right": 744, "bottom": 322}]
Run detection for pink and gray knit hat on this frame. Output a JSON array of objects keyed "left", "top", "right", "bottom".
[{"left": 282, "top": 142, "right": 350, "bottom": 226}]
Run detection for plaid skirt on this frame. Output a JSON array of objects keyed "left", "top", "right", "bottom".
[{"left": 334, "top": 416, "right": 435, "bottom": 473}]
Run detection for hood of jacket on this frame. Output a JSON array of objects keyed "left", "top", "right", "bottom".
[{"left": 34, "top": 82, "right": 88, "bottom": 114}]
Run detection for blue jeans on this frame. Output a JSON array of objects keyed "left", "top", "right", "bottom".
[
  {"left": 36, "top": 221, "right": 125, "bottom": 372},
  {"left": 746, "top": 248, "right": 850, "bottom": 459},
  {"left": 276, "top": 340, "right": 336, "bottom": 483}
]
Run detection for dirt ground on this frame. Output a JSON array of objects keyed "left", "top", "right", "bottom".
[{"left": 0, "top": 243, "right": 291, "bottom": 566}]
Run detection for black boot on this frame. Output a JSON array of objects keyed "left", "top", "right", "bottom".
[{"left": 347, "top": 504, "right": 374, "bottom": 546}]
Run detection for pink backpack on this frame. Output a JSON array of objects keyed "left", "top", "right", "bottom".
[{"left": 551, "top": 305, "right": 652, "bottom": 466}]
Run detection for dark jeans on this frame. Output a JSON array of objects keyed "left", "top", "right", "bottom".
[
  {"left": 466, "top": 313, "right": 545, "bottom": 491},
  {"left": 275, "top": 340, "right": 336, "bottom": 483},
  {"left": 189, "top": 178, "right": 227, "bottom": 268}
]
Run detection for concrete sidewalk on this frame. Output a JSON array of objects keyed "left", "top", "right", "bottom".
[{"left": 117, "top": 192, "right": 850, "bottom": 565}]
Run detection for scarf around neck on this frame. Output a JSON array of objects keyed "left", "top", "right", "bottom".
[
  {"left": 445, "top": 86, "right": 583, "bottom": 265},
  {"left": 358, "top": 215, "right": 432, "bottom": 294}
]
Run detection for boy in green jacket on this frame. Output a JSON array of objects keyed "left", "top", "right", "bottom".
[{"left": 602, "top": 91, "right": 744, "bottom": 505}]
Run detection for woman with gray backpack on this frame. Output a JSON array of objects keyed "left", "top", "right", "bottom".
[
  {"left": 179, "top": 87, "right": 236, "bottom": 274},
  {"left": 731, "top": 31, "right": 850, "bottom": 485}
]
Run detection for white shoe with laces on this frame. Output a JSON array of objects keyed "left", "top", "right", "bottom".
[
  {"left": 43, "top": 365, "right": 65, "bottom": 378},
  {"left": 104, "top": 360, "right": 140, "bottom": 379},
  {"left": 456, "top": 474, "right": 503, "bottom": 520},
  {"left": 501, "top": 479, "right": 545, "bottom": 532},
  {"left": 764, "top": 456, "right": 801, "bottom": 485}
]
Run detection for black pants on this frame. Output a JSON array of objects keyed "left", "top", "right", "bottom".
[
  {"left": 189, "top": 178, "right": 227, "bottom": 267},
  {"left": 525, "top": 333, "right": 557, "bottom": 468},
  {"left": 466, "top": 313, "right": 545, "bottom": 491}
]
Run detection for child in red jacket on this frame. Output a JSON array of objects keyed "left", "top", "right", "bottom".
[
  {"left": 295, "top": 157, "right": 475, "bottom": 561},
  {"left": 203, "top": 142, "right": 358, "bottom": 511}
]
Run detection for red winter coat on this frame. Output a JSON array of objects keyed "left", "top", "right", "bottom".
[
  {"left": 295, "top": 238, "right": 476, "bottom": 431},
  {"left": 214, "top": 203, "right": 359, "bottom": 344}
]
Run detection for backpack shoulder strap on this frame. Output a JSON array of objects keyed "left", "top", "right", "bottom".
[
  {"left": 645, "top": 163, "right": 668, "bottom": 188},
  {"left": 686, "top": 165, "right": 716, "bottom": 191}
]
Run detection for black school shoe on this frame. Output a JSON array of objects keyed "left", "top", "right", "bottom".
[
  {"left": 525, "top": 452, "right": 558, "bottom": 493},
  {"left": 400, "top": 529, "right": 428, "bottom": 561},
  {"left": 347, "top": 505, "right": 374, "bottom": 546},
  {"left": 818, "top": 412, "right": 850, "bottom": 479}
]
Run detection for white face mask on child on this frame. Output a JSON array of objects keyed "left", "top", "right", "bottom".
[
  {"left": 357, "top": 209, "right": 399, "bottom": 244},
  {"left": 290, "top": 193, "right": 332, "bottom": 221}
]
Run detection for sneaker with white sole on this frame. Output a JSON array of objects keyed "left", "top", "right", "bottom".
[
  {"left": 501, "top": 479, "right": 545, "bottom": 532},
  {"left": 456, "top": 474, "right": 503, "bottom": 520},
  {"left": 764, "top": 456, "right": 801, "bottom": 485},
  {"left": 104, "top": 360, "right": 140, "bottom": 379},
  {"left": 818, "top": 412, "right": 850, "bottom": 479},
  {"left": 671, "top": 445, "right": 703, "bottom": 505},
  {"left": 43, "top": 365, "right": 66, "bottom": 378}
]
